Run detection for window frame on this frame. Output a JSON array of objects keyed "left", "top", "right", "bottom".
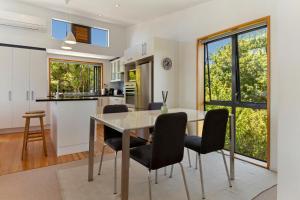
[
  {"left": 197, "top": 16, "right": 271, "bottom": 168},
  {"left": 51, "top": 18, "right": 71, "bottom": 41},
  {"left": 91, "top": 26, "right": 110, "bottom": 48},
  {"left": 48, "top": 58, "right": 103, "bottom": 96},
  {"left": 204, "top": 25, "right": 268, "bottom": 108}
]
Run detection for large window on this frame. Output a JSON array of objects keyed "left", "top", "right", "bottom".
[
  {"left": 51, "top": 19, "right": 109, "bottom": 47},
  {"left": 49, "top": 59, "right": 102, "bottom": 95},
  {"left": 204, "top": 25, "right": 269, "bottom": 162}
]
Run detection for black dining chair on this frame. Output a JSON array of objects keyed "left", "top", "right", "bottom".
[
  {"left": 148, "top": 102, "right": 163, "bottom": 135},
  {"left": 184, "top": 109, "right": 232, "bottom": 199},
  {"left": 97, "top": 104, "right": 147, "bottom": 194},
  {"left": 148, "top": 102, "right": 164, "bottom": 182},
  {"left": 130, "top": 112, "right": 190, "bottom": 200}
]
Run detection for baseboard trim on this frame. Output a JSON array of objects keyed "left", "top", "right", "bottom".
[{"left": 57, "top": 143, "right": 89, "bottom": 156}]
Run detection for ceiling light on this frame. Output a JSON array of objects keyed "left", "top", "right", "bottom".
[
  {"left": 115, "top": 4, "right": 120, "bottom": 7},
  {"left": 98, "top": 13, "right": 103, "bottom": 17},
  {"left": 61, "top": 42, "right": 72, "bottom": 50},
  {"left": 65, "top": 31, "right": 77, "bottom": 44}
]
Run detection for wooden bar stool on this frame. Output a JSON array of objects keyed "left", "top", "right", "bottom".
[{"left": 22, "top": 110, "right": 47, "bottom": 160}]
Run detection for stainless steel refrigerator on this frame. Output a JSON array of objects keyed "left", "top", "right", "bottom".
[{"left": 124, "top": 62, "right": 152, "bottom": 110}]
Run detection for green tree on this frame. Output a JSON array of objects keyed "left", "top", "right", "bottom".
[
  {"left": 205, "top": 29, "right": 267, "bottom": 161},
  {"left": 50, "top": 61, "right": 99, "bottom": 94}
]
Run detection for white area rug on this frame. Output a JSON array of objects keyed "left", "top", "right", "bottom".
[
  {"left": 252, "top": 185, "right": 277, "bottom": 200},
  {"left": 57, "top": 152, "right": 276, "bottom": 200}
]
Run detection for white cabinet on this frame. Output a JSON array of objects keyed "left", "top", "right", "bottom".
[
  {"left": 97, "top": 97, "right": 110, "bottom": 114},
  {"left": 29, "top": 50, "right": 48, "bottom": 126},
  {"left": 110, "top": 58, "right": 124, "bottom": 82},
  {"left": 0, "top": 46, "right": 13, "bottom": 129},
  {"left": 97, "top": 97, "right": 125, "bottom": 113},
  {"left": 124, "top": 40, "right": 153, "bottom": 63},
  {"left": 0, "top": 46, "right": 48, "bottom": 129},
  {"left": 109, "top": 97, "right": 125, "bottom": 105},
  {"left": 12, "top": 48, "right": 30, "bottom": 128}
]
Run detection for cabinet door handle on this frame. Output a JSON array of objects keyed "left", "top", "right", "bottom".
[
  {"left": 8, "top": 91, "right": 12, "bottom": 101},
  {"left": 31, "top": 91, "right": 34, "bottom": 101},
  {"left": 26, "top": 91, "right": 30, "bottom": 101}
]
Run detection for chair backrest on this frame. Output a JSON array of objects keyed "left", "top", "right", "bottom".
[
  {"left": 103, "top": 104, "right": 128, "bottom": 141},
  {"left": 151, "top": 112, "right": 187, "bottom": 170},
  {"left": 200, "top": 109, "right": 229, "bottom": 154},
  {"left": 148, "top": 102, "right": 163, "bottom": 110},
  {"left": 148, "top": 102, "right": 163, "bottom": 133}
]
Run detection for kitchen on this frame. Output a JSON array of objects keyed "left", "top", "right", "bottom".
[
  {"left": 33, "top": 55, "right": 153, "bottom": 156},
  {"left": 0, "top": 10, "right": 176, "bottom": 173},
  {"left": 0, "top": 0, "right": 287, "bottom": 199}
]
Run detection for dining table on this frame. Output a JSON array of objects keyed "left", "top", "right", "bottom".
[{"left": 87, "top": 108, "right": 235, "bottom": 200}]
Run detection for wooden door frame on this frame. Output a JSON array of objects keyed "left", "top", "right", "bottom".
[{"left": 196, "top": 16, "right": 271, "bottom": 168}]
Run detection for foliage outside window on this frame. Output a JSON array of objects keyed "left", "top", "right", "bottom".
[
  {"left": 204, "top": 27, "right": 268, "bottom": 161},
  {"left": 50, "top": 60, "right": 102, "bottom": 95}
]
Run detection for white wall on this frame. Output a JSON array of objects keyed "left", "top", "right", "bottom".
[
  {"left": 126, "top": 0, "right": 278, "bottom": 172},
  {"left": 0, "top": 0, "right": 126, "bottom": 57},
  {"left": 152, "top": 38, "right": 179, "bottom": 107},
  {"left": 275, "top": 0, "right": 300, "bottom": 199}
]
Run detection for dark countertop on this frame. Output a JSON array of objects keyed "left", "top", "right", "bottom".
[
  {"left": 36, "top": 95, "right": 124, "bottom": 102},
  {"left": 36, "top": 97, "right": 98, "bottom": 102}
]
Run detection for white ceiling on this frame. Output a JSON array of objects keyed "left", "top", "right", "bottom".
[{"left": 16, "top": 0, "right": 210, "bottom": 26}]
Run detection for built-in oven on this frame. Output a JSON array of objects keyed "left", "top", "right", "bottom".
[{"left": 124, "top": 82, "right": 136, "bottom": 108}]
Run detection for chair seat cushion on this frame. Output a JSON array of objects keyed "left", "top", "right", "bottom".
[
  {"left": 105, "top": 136, "right": 147, "bottom": 151},
  {"left": 130, "top": 144, "right": 152, "bottom": 169},
  {"left": 185, "top": 135, "right": 202, "bottom": 153}
]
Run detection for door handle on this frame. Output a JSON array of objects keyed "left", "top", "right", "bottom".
[
  {"left": 26, "top": 91, "right": 30, "bottom": 101},
  {"left": 31, "top": 91, "right": 34, "bottom": 101},
  {"left": 8, "top": 91, "right": 12, "bottom": 101}
]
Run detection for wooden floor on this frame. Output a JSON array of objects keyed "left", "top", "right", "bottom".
[{"left": 0, "top": 125, "right": 113, "bottom": 176}]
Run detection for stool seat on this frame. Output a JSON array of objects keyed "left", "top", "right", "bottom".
[
  {"left": 22, "top": 113, "right": 45, "bottom": 118},
  {"left": 22, "top": 110, "right": 47, "bottom": 160},
  {"left": 25, "top": 110, "right": 45, "bottom": 114}
]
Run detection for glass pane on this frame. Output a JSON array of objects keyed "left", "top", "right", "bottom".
[
  {"left": 238, "top": 28, "right": 267, "bottom": 103},
  {"left": 52, "top": 19, "right": 71, "bottom": 41},
  {"left": 235, "top": 107, "right": 267, "bottom": 161},
  {"left": 205, "top": 105, "right": 231, "bottom": 150},
  {"left": 205, "top": 38, "right": 232, "bottom": 102},
  {"left": 50, "top": 61, "right": 100, "bottom": 95},
  {"left": 91, "top": 28, "right": 109, "bottom": 47}
]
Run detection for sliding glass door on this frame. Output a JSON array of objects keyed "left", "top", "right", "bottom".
[{"left": 204, "top": 26, "right": 268, "bottom": 162}]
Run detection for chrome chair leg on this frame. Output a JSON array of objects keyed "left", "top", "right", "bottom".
[
  {"left": 187, "top": 148, "right": 192, "bottom": 168},
  {"left": 169, "top": 165, "right": 174, "bottom": 178},
  {"left": 195, "top": 152, "right": 198, "bottom": 170},
  {"left": 148, "top": 170, "right": 152, "bottom": 200},
  {"left": 155, "top": 170, "right": 158, "bottom": 184},
  {"left": 221, "top": 150, "right": 232, "bottom": 187},
  {"left": 198, "top": 153, "right": 205, "bottom": 199},
  {"left": 179, "top": 163, "right": 191, "bottom": 200},
  {"left": 164, "top": 167, "right": 167, "bottom": 176},
  {"left": 114, "top": 151, "right": 118, "bottom": 194},
  {"left": 98, "top": 145, "right": 106, "bottom": 175}
]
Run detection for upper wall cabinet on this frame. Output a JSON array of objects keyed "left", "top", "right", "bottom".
[
  {"left": 124, "top": 40, "right": 154, "bottom": 63},
  {"left": 111, "top": 58, "right": 124, "bottom": 82}
]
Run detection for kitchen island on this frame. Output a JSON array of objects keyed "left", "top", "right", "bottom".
[{"left": 36, "top": 97, "right": 98, "bottom": 156}]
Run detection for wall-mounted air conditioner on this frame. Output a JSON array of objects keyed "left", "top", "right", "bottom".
[{"left": 0, "top": 10, "right": 47, "bottom": 31}]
